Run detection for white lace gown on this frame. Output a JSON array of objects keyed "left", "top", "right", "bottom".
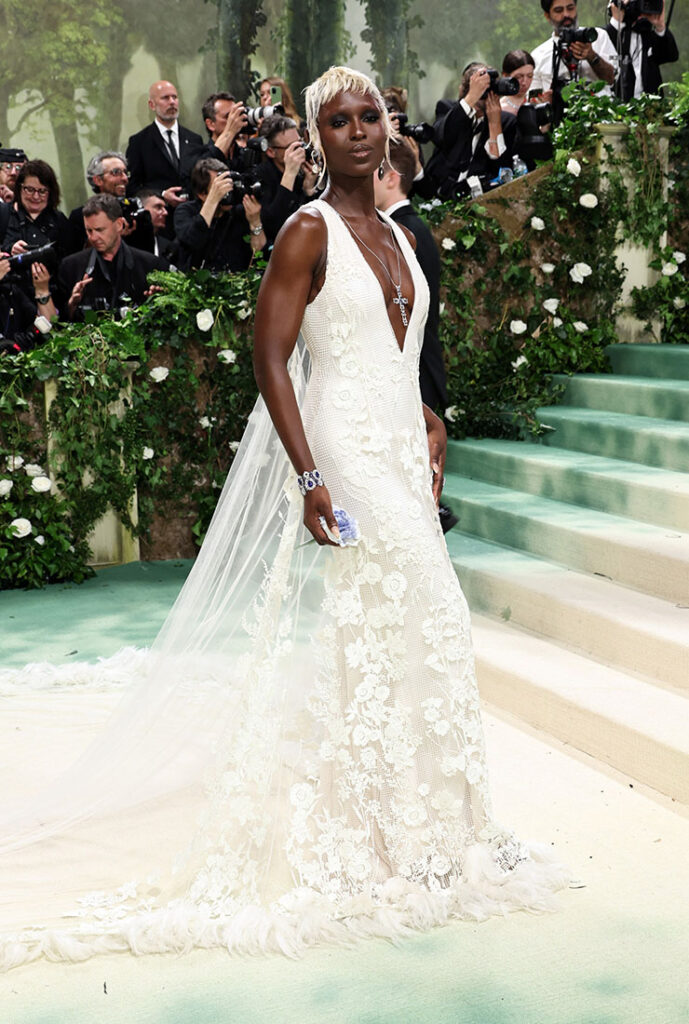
[{"left": 0, "top": 199, "right": 567, "bottom": 971}]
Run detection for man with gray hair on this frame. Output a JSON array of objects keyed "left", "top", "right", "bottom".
[
  {"left": 66, "top": 151, "right": 154, "bottom": 255},
  {"left": 254, "top": 114, "right": 319, "bottom": 242}
]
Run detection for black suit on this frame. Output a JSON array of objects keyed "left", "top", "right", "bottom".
[
  {"left": 604, "top": 23, "right": 679, "bottom": 95},
  {"left": 390, "top": 203, "right": 447, "bottom": 411},
  {"left": 57, "top": 240, "right": 168, "bottom": 321},
  {"left": 126, "top": 122, "right": 204, "bottom": 196},
  {"left": 418, "top": 99, "right": 516, "bottom": 200}
]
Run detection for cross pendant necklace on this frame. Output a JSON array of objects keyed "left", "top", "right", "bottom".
[
  {"left": 393, "top": 287, "right": 409, "bottom": 327},
  {"left": 339, "top": 213, "right": 411, "bottom": 329}
]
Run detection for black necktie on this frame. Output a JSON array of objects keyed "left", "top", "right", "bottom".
[{"left": 165, "top": 129, "right": 179, "bottom": 171}]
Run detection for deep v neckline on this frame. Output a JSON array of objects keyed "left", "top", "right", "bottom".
[{"left": 326, "top": 203, "right": 416, "bottom": 355}]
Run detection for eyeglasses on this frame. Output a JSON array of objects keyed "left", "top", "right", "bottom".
[
  {"left": 21, "top": 185, "right": 49, "bottom": 197},
  {"left": 1, "top": 163, "right": 24, "bottom": 172},
  {"left": 104, "top": 168, "right": 130, "bottom": 178}
]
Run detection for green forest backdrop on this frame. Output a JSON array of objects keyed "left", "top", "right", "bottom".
[{"left": 1, "top": 0, "right": 687, "bottom": 208}]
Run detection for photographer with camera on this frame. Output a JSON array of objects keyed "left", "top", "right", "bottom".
[
  {"left": 604, "top": 1, "right": 678, "bottom": 99},
  {"left": 65, "top": 151, "right": 155, "bottom": 256},
  {"left": 254, "top": 115, "right": 319, "bottom": 243},
  {"left": 174, "top": 157, "right": 266, "bottom": 272},
  {"left": 57, "top": 194, "right": 168, "bottom": 322},
  {"left": 182, "top": 92, "right": 250, "bottom": 184},
  {"left": 0, "top": 249, "right": 56, "bottom": 355},
  {"left": 532, "top": 0, "right": 617, "bottom": 104},
  {"left": 418, "top": 63, "right": 518, "bottom": 200},
  {"left": 4, "top": 160, "right": 69, "bottom": 310}
]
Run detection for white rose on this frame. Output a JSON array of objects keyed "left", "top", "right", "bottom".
[
  {"left": 24, "top": 463, "right": 44, "bottom": 477},
  {"left": 149, "top": 366, "right": 169, "bottom": 382},
  {"left": 229, "top": 441, "right": 241, "bottom": 453},
  {"left": 236, "top": 306, "right": 251, "bottom": 320},
  {"left": 30, "top": 475, "right": 52, "bottom": 493},
  {"left": 510, "top": 319, "right": 528, "bottom": 335},
  {"left": 142, "top": 447, "right": 155, "bottom": 460},
  {"left": 566, "top": 157, "right": 581, "bottom": 177},
  {"left": 530, "top": 216, "right": 545, "bottom": 231},
  {"left": 570, "top": 262, "right": 593, "bottom": 284},
  {"left": 196, "top": 308, "right": 214, "bottom": 332},
  {"left": 673, "top": 297, "right": 686, "bottom": 309},
  {"left": 6, "top": 455, "right": 24, "bottom": 471},
  {"left": 0, "top": 479, "right": 13, "bottom": 497},
  {"left": 444, "top": 406, "right": 458, "bottom": 423},
  {"left": 441, "top": 237, "right": 456, "bottom": 251},
  {"left": 10, "top": 517, "right": 32, "bottom": 538},
  {"left": 511, "top": 355, "right": 528, "bottom": 370},
  {"left": 35, "top": 535, "right": 45, "bottom": 546},
  {"left": 579, "top": 193, "right": 599, "bottom": 209},
  {"left": 672, "top": 251, "right": 686, "bottom": 264},
  {"left": 573, "top": 321, "right": 588, "bottom": 333},
  {"left": 543, "top": 298, "right": 560, "bottom": 315},
  {"left": 540, "top": 263, "right": 555, "bottom": 274},
  {"left": 553, "top": 317, "right": 563, "bottom": 327},
  {"left": 217, "top": 349, "right": 237, "bottom": 364},
  {"left": 199, "top": 416, "right": 211, "bottom": 429},
  {"left": 662, "top": 262, "right": 678, "bottom": 277},
  {"left": 439, "top": 302, "right": 445, "bottom": 315}
]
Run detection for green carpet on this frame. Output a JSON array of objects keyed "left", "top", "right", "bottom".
[
  {"left": 3, "top": 562, "right": 689, "bottom": 1023},
  {"left": 0, "top": 560, "right": 193, "bottom": 667}
]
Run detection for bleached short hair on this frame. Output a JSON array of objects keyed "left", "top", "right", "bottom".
[{"left": 305, "top": 66, "right": 393, "bottom": 186}]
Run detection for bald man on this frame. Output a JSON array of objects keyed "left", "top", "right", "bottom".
[{"left": 126, "top": 80, "right": 203, "bottom": 232}]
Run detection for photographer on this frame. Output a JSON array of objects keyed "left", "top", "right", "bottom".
[
  {"left": 604, "top": 1, "right": 678, "bottom": 99},
  {"left": 57, "top": 194, "right": 167, "bottom": 322},
  {"left": 66, "top": 151, "right": 155, "bottom": 256},
  {"left": 532, "top": 0, "right": 617, "bottom": 99},
  {"left": 0, "top": 148, "right": 27, "bottom": 209},
  {"left": 0, "top": 251, "right": 56, "bottom": 355},
  {"left": 254, "top": 115, "right": 319, "bottom": 243},
  {"left": 174, "top": 158, "right": 266, "bottom": 272},
  {"left": 4, "top": 160, "right": 69, "bottom": 308},
  {"left": 182, "top": 93, "right": 249, "bottom": 185},
  {"left": 418, "top": 63, "right": 517, "bottom": 200}
]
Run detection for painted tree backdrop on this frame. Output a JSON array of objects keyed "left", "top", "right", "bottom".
[{"left": 1, "top": 0, "right": 687, "bottom": 207}]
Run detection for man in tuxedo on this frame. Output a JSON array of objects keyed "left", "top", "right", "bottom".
[
  {"left": 184, "top": 92, "right": 249, "bottom": 177},
  {"left": 604, "top": 0, "right": 678, "bottom": 99},
  {"left": 374, "top": 141, "right": 458, "bottom": 533},
  {"left": 126, "top": 80, "right": 203, "bottom": 232},
  {"left": 418, "top": 64, "right": 517, "bottom": 200},
  {"left": 58, "top": 194, "right": 167, "bottom": 321}
]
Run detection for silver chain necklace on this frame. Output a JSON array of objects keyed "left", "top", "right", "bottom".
[{"left": 339, "top": 213, "right": 410, "bottom": 328}]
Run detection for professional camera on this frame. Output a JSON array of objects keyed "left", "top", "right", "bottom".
[
  {"left": 0, "top": 316, "right": 51, "bottom": 356},
  {"left": 220, "top": 171, "right": 263, "bottom": 207},
  {"left": 483, "top": 69, "right": 520, "bottom": 97},
  {"left": 6, "top": 241, "right": 55, "bottom": 272},
  {"left": 118, "top": 197, "right": 148, "bottom": 226},
  {"left": 619, "top": 0, "right": 664, "bottom": 29},
  {"left": 559, "top": 26, "right": 598, "bottom": 45},
  {"left": 240, "top": 103, "right": 285, "bottom": 132},
  {"left": 393, "top": 113, "right": 435, "bottom": 145},
  {"left": 516, "top": 103, "right": 554, "bottom": 162}
]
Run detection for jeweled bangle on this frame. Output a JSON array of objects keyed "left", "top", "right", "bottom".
[{"left": 297, "top": 469, "right": 323, "bottom": 496}]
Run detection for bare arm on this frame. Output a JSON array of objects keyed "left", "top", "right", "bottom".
[{"left": 253, "top": 207, "right": 339, "bottom": 545}]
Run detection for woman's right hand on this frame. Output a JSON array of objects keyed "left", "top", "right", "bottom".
[
  {"left": 303, "top": 486, "right": 341, "bottom": 546},
  {"left": 11, "top": 240, "right": 29, "bottom": 257}
]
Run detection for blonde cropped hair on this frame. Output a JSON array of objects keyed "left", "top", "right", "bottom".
[{"left": 305, "top": 66, "right": 393, "bottom": 186}]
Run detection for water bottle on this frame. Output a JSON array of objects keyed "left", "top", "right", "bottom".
[{"left": 512, "top": 155, "right": 528, "bottom": 178}]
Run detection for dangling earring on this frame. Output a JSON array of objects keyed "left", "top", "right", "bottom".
[{"left": 377, "top": 162, "right": 385, "bottom": 180}]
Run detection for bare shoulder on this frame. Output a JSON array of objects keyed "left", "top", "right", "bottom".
[{"left": 271, "top": 204, "right": 327, "bottom": 268}]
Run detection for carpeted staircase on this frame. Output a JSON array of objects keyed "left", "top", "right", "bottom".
[{"left": 444, "top": 344, "right": 689, "bottom": 808}]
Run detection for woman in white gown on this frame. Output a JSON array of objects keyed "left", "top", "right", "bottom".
[{"left": 0, "top": 67, "right": 567, "bottom": 972}]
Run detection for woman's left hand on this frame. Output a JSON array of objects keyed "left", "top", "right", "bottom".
[
  {"left": 424, "top": 406, "right": 447, "bottom": 506},
  {"left": 31, "top": 262, "right": 51, "bottom": 291}
]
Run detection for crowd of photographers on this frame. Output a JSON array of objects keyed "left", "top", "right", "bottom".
[{"left": 0, "top": 0, "right": 678, "bottom": 356}]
